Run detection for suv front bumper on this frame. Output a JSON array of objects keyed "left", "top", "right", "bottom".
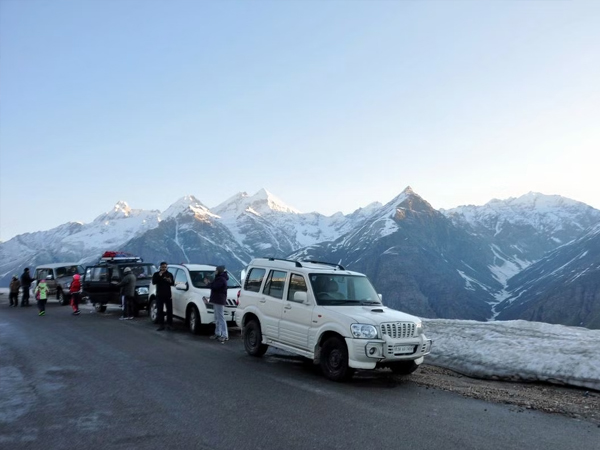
[{"left": 346, "top": 337, "right": 433, "bottom": 370}]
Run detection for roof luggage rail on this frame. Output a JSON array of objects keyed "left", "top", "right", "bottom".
[
  {"left": 260, "top": 257, "right": 303, "bottom": 268},
  {"left": 301, "top": 260, "right": 345, "bottom": 270}
]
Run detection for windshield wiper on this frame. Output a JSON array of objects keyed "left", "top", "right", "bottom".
[{"left": 359, "top": 301, "right": 382, "bottom": 306}]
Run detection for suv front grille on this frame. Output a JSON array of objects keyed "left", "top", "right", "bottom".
[{"left": 380, "top": 322, "right": 416, "bottom": 339}]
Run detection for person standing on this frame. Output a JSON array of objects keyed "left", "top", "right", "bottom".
[
  {"left": 69, "top": 273, "right": 82, "bottom": 315},
  {"left": 35, "top": 278, "right": 49, "bottom": 316},
  {"left": 9, "top": 275, "right": 20, "bottom": 307},
  {"left": 204, "top": 265, "right": 229, "bottom": 343},
  {"left": 114, "top": 267, "right": 136, "bottom": 320},
  {"left": 152, "top": 262, "right": 174, "bottom": 331},
  {"left": 20, "top": 267, "right": 34, "bottom": 307}
]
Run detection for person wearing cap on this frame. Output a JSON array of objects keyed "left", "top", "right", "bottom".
[
  {"left": 69, "top": 273, "right": 82, "bottom": 315},
  {"left": 152, "top": 262, "right": 174, "bottom": 331},
  {"left": 20, "top": 267, "right": 34, "bottom": 307},
  {"left": 113, "top": 267, "right": 137, "bottom": 320},
  {"left": 9, "top": 275, "right": 21, "bottom": 307},
  {"left": 204, "top": 265, "right": 229, "bottom": 343}
]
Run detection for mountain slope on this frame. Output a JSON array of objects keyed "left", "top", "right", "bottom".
[
  {"left": 495, "top": 223, "right": 600, "bottom": 328},
  {"left": 291, "top": 187, "right": 501, "bottom": 320}
]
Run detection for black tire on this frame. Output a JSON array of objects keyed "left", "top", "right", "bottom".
[
  {"left": 57, "top": 289, "right": 68, "bottom": 306},
  {"left": 243, "top": 320, "right": 268, "bottom": 357},
  {"left": 95, "top": 303, "right": 107, "bottom": 313},
  {"left": 320, "top": 336, "right": 355, "bottom": 382},
  {"left": 148, "top": 298, "right": 158, "bottom": 323},
  {"left": 389, "top": 360, "right": 420, "bottom": 375},
  {"left": 188, "top": 305, "right": 202, "bottom": 335}
]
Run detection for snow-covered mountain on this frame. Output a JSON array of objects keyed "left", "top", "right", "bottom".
[
  {"left": 0, "top": 202, "right": 160, "bottom": 283},
  {"left": 442, "top": 192, "right": 600, "bottom": 286},
  {"left": 1, "top": 188, "right": 598, "bottom": 329},
  {"left": 495, "top": 222, "right": 600, "bottom": 328}
]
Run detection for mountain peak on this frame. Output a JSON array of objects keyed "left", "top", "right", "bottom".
[
  {"left": 94, "top": 201, "right": 133, "bottom": 222},
  {"left": 213, "top": 189, "right": 300, "bottom": 217},
  {"left": 161, "top": 195, "right": 213, "bottom": 221}
]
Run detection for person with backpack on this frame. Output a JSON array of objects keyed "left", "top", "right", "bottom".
[
  {"left": 35, "top": 278, "right": 49, "bottom": 316},
  {"left": 69, "top": 273, "right": 82, "bottom": 315}
]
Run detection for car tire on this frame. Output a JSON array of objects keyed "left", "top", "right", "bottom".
[
  {"left": 389, "top": 360, "right": 420, "bottom": 375},
  {"left": 243, "top": 320, "right": 268, "bottom": 357},
  {"left": 57, "top": 289, "right": 67, "bottom": 306},
  {"left": 188, "top": 305, "right": 202, "bottom": 335},
  {"left": 320, "top": 336, "right": 355, "bottom": 382},
  {"left": 94, "top": 303, "right": 107, "bottom": 313},
  {"left": 149, "top": 298, "right": 158, "bottom": 323}
]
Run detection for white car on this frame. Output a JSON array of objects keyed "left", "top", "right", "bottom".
[
  {"left": 148, "top": 264, "right": 240, "bottom": 334},
  {"left": 236, "top": 258, "right": 433, "bottom": 381}
]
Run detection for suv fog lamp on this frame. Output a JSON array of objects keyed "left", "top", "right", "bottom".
[
  {"left": 351, "top": 324, "right": 378, "bottom": 339},
  {"left": 365, "top": 343, "right": 383, "bottom": 358},
  {"left": 136, "top": 287, "right": 149, "bottom": 295}
]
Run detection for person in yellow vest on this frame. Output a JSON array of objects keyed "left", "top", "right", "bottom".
[{"left": 35, "top": 278, "right": 49, "bottom": 316}]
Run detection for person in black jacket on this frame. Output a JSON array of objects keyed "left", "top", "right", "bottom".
[
  {"left": 152, "top": 262, "right": 174, "bottom": 331},
  {"left": 204, "top": 265, "right": 229, "bottom": 343},
  {"left": 20, "top": 268, "right": 34, "bottom": 307}
]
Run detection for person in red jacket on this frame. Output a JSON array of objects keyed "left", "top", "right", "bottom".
[{"left": 69, "top": 273, "right": 82, "bottom": 315}]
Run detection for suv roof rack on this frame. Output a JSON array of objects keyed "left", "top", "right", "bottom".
[
  {"left": 301, "top": 260, "right": 345, "bottom": 270},
  {"left": 260, "top": 257, "right": 303, "bottom": 268}
]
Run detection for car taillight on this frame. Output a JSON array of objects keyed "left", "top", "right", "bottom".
[{"left": 236, "top": 289, "right": 240, "bottom": 306}]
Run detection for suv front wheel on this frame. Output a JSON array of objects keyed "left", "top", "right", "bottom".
[
  {"left": 188, "top": 305, "right": 202, "bottom": 335},
  {"left": 320, "top": 336, "right": 355, "bottom": 382},
  {"left": 389, "top": 360, "right": 419, "bottom": 375},
  {"left": 243, "top": 320, "right": 268, "bottom": 357}
]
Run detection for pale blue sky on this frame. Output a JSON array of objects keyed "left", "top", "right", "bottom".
[{"left": 1, "top": 0, "right": 599, "bottom": 241}]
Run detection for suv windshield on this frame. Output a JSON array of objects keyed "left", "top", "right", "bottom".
[
  {"left": 118, "top": 264, "right": 156, "bottom": 279},
  {"left": 309, "top": 274, "right": 381, "bottom": 306},
  {"left": 189, "top": 270, "right": 241, "bottom": 289}
]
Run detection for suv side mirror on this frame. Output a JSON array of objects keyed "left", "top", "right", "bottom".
[
  {"left": 378, "top": 293, "right": 383, "bottom": 301},
  {"left": 293, "top": 291, "right": 308, "bottom": 303},
  {"left": 175, "top": 282, "right": 188, "bottom": 291}
]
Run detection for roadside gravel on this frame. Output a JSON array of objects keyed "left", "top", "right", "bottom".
[{"left": 408, "top": 364, "right": 600, "bottom": 426}]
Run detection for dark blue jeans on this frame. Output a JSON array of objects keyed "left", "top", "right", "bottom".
[
  {"left": 156, "top": 296, "right": 173, "bottom": 325},
  {"left": 37, "top": 299, "right": 47, "bottom": 312}
]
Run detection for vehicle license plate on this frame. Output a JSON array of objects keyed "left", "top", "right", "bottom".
[{"left": 393, "top": 345, "right": 414, "bottom": 354}]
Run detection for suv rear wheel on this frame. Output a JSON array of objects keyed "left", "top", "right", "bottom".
[
  {"left": 149, "top": 298, "right": 158, "bottom": 323},
  {"left": 57, "top": 289, "right": 68, "bottom": 306},
  {"left": 243, "top": 320, "right": 268, "bottom": 357},
  {"left": 320, "top": 336, "right": 355, "bottom": 382}
]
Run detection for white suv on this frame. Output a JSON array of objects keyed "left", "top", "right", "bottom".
[
  {"left": 148, "top": 264, "right": 240, "bottom": 334},
  {"left": 235, "top": 258, "right": 432, "bottom": 381}
]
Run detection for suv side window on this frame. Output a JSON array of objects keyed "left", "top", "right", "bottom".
[
  {"left": 90, "top": 267, "right": 109, "bottom": 282},
  {"left": 55, "top": 267, "right": 67, "bottom": 278},
  {"left": 174, "top": 268, "right": 188, "bottom": 288},
  {"left": 245, "top": 268, "right": 266, "bottom": 292},
  {"left": 287, "top": 273, "right": 307, "bottom": 302},
  {"left": 263, "top": 270, "right": 287, "bottom": 299}
]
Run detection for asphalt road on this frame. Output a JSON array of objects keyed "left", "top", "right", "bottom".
[{"left": 1, "top": 299, "right": 598, "bottom": 450}]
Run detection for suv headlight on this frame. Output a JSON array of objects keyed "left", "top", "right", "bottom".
[
  {"left": 136, "top": 287, "right": 149, "bottom": 295},
  {"left": 351, "top": 324, "right": 378, "bottom": 339},
  {"left": 415, "top": 322, "right": 423, "bottom": 335}
]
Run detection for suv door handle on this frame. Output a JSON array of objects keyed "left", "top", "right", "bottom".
[
  {"left": 284, "top": 304, "right": 292, "bottom": 310},
  {"left": 259, "top": 298, "right": 266, "bottom": 303}
]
